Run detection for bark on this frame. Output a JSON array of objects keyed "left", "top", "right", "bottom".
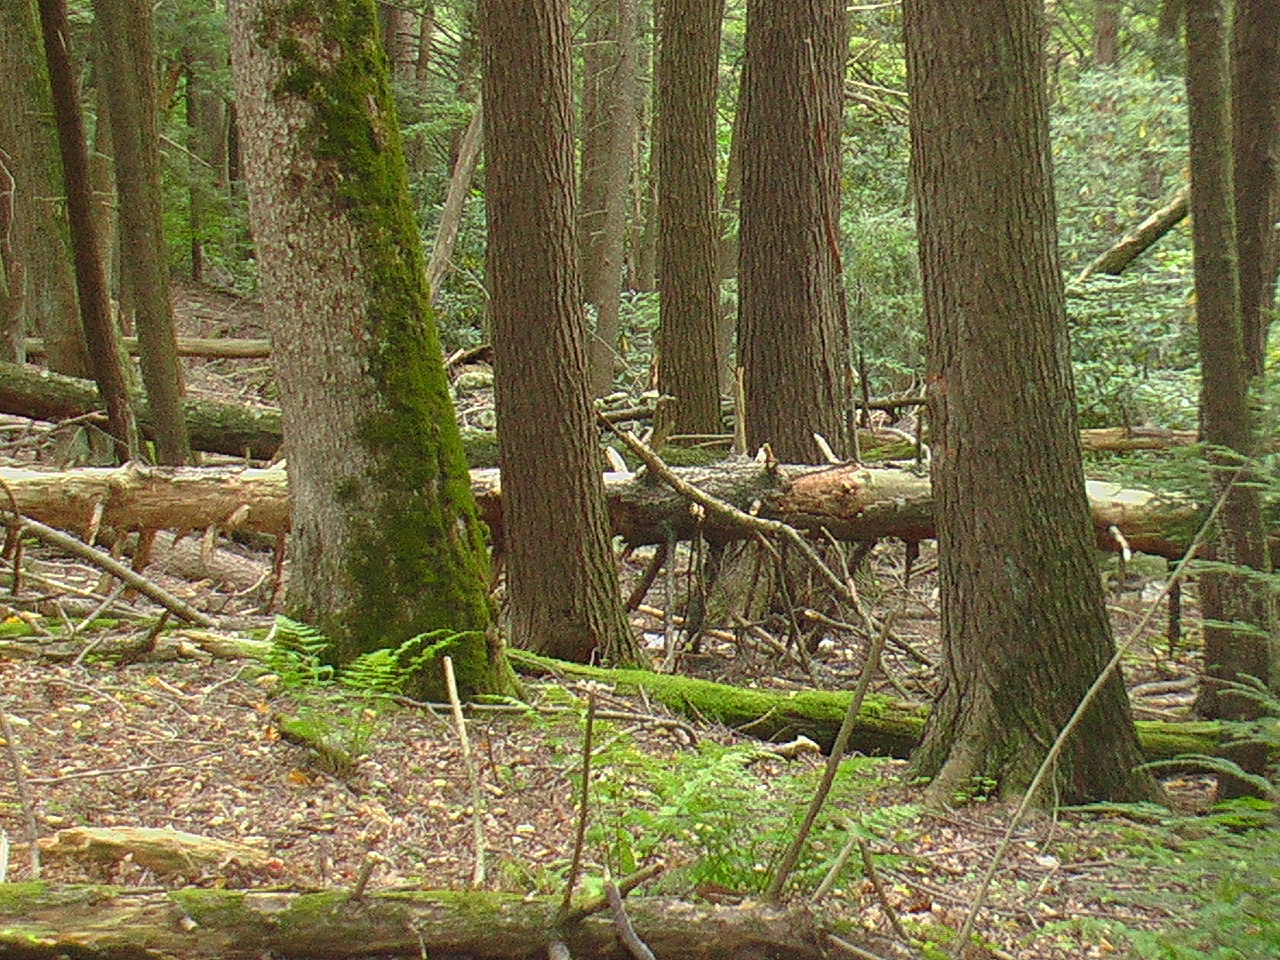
[
  {"left": 0, "top": 886, "right": 833, "bottom": 960},
  {"left": 1187, "top": 0, "right": 1278, "bottom": 721},
  {"left": 738, "top": 0, "right": 852, "bottom": 463},
  {"left": 1093, "top": 0, "right": 1121, "bottom": 66},
  {"left": 580, "top": 0, "right": 639, "bottom": 397},
  {"left": 0, "top": 0, "right": 87, "bottom": 376},
  {"left": 229, "top": 0, "right": 507, "bottom": 698},
  {"left": 654, "top": 0, "right": 726, "bottom": 436},
  {"left": 94, "top": 0, "right": 192, "bottom": 465},
  {"left": 0, "top": 461, "right": 1200, "bottom": 561},
  {"left": 905, "top": 0, "right": 1156, "bottom": 804},
  {"left": 1232, "top": 0, "right": 1280, "bottom": 377},
  {"left": 1073, "top": 185, "right": 1189, "bottom": 283},
  {"left": 480, "top": 0, "right": 638, "bottom": 664},
  {"left": 0, "top": 361, "right": 283, "bottom": 460},
  {"left": 36, "top": 0, "right": 139, "bottom": 462}
]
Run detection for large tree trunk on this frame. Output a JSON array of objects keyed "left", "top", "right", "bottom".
[
  {"left": 904, "top": 0, "right": 1157, "bottom": 805},
  {"left": 1188, "top": 0, "right": 1278, "bottom": 723},
  {"left": 94, "top": 0, "right": 192, "bottom": 465},
  {"left": 653, "top": 0, "right": 725, "bottom": 436},
  {"left": 737, "top": 0, "right": 851, "bottom": 463},
  {"left": 480, "top": 0, "right": 638, "bottom": 664},
  {"left": 0, "top": 0, "right": 87, "bottom": 377},
  {"left": 228, "top": 0, "right": 510, "bottom": 699}
]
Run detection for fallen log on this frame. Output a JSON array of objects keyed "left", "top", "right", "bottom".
[
  {"left": 0, "top": 361, "right": 283, "bottom": 460},
  {"left": 0, "top": 884, "right": 837, "bottom": 960},
  {"left": 0, "top": 460, "right": 1198, "bottom": 559},
  {"left": 25, "top": 335, "right": 272, "bottom": 359},
  {"left": 507, "top": 650, "right": 1225, "bottom": 765},
  {"left": 1073, "top": 184, "right": 1190, "bottom": 283}
]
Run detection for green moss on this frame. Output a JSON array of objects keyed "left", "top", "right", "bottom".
[{"left": 257, "top": 0, "right": 504, "bottom": 694}]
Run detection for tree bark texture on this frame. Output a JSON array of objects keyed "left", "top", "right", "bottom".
[
  {"left": 480, "top": 0, "right": 637, "bottom": 664},
  {"left": 0, "top": 0, "right": 87, "bottom": 377},
  {"left": 1187, "top": 0, "right": 1278, "bottom": 720},
  {"left": 228, "top": 0, "right": 506, "bottom": 698},
  {"left": 36, "top": 0, "right": 139, "bottom": 462},
  {"left": 580, "top": 0, "right": 639, "bottom": 397},
  {"left": 737, "top": 0, "right": 851, "bottom": 463},
  {"left": 654, "top": 0, "right": 725, "bottom": 436},
  {"left": 94, "top": 0, "right": 192, "bottom": 465},
  {"left": 905, "top": 0, "right": 1156, "bottom": 804},
  {"left": 1231, "top": 0, "right": 1280, "bottom": 376}
]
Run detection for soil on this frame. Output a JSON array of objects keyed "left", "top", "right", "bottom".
[{"left": 0, "top": 283, "right": 1222, "bottom": 959}]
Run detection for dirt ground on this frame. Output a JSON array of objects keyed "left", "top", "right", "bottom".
[{"left": 0, "top": 283, "right": 1217, "bottom": 959}]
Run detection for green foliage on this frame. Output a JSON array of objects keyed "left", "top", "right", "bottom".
[
  {"left": 1067, "top": 681, "right": 1280, "bottom": 960},
  {"left": 587, "top": 738, "right": 916, "bottom": 895}
]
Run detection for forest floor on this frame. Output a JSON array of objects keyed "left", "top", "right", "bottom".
[{"left": 0, "top": 283, "right": 1230, "bottom": 960}]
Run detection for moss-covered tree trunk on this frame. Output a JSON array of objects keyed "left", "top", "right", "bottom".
[
  {"left": 904, "top": 0, "right": 1159, "bottom": 805},
  {"left": 227, "top": 0, "right": 514, "bottom": 699}
]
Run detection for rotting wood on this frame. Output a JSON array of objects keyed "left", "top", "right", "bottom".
[
  {"left": 0, "top": 460, "right": 1198, "bottom": 559},
  {"left": 0, "top": 885, "right": 839, "bottom": 960}
]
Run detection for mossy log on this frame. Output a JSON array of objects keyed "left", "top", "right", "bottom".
[
  {"left": 0, "top": 883, "right": 838, "bottom": 960},
  {"left": 507, "top": 650, "right": 1226, "bottom": 765},
  {"left": 0, "top": 460, "right": 1197, "bottom": 560}
]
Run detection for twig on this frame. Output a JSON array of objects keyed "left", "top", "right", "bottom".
[
  {"left": 859, "top": 840, "right": 910, "bottom": 943},
  {"left": 10, "top": 516, "right": 214, "bottom": 627},
  {"left": 348, "top": 851, "right": 383, "bottom": 901},
  {"left": 560, "top": 691, "right": 597, "bottom": 917},
  {"left": 442, "top": 655, "right": 486, "bottom": 887},
  {"left": 826, "top": 933, "right": 892, "bottom": 960},
  {"left": 0, "top": 702, "right": 40, "bottom": 877},
  {"left": 951, "top": 478, "right": 1231, "bottom": 956},
  {"left": 766, "top": 609, "right": 894, "bottom": 901},
  {"left": 559, "top": 862, "right": 665, "bottom": 924},
  {"left": 606, "top": 878, "right": 656, "bottom": 960}
]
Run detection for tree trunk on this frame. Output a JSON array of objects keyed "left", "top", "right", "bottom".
[
  {"left": 1231, "top": 0, "right": 1280, "bottom": 377},
  {"left": 0, "top": 0, "right": 87, "bottom": 377},
  {"left": 580, "top": 0, "right": 639, "bottom": 398},
  {"left": 738, "top": 0, "right": 851, "bottom": 463},
  {"left": 228, "top": 0, "right": 511, "bottom": 699},
  {"left": 426, "top": 100, "right": 483, "bottom": 303},
  {"left": 1187, "top": 0, "right": 1278, "bottom": 721},
  {"left": 904, "top": 0, "right": 1157, "bottom": 805},
  {"left": 36, "top": 0, "right": 139, "bottom": 463},
  {"left": 1073, "top": 184, "right": 1189, "bottom": 282},
  {"left": 94, "top": 0, "right": 192, "bottom": 465},
  {"left": 654, "top": 0, "right": 726, "bottom": 437},
  {"left": 479, "top": 0, "right": 638, "bottom": 664}
]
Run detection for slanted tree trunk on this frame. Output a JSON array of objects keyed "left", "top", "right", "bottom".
[
  {"left": 654, "top": 0, "right": 725, "bottom": 437},
  {"left": 479, "top": 0, "right": 638, "bottom": 664},
  {"left": 904, "top": 0, "right": 1158, "bottom": 805},
  {"left": 1187, "top": 0, "right": 1277, "bottom": 722},
  {"left": 94, "top": 0, "right": 192, "bottom": 465},
  {"left": 738, "top": 0, "right": 851, "bottom": 463},
  {"left": 228, "top": 0, "right": 513, "bottom": 699},
  {"left": 36, "top": 0, "right": 138, "bottom": 463}
]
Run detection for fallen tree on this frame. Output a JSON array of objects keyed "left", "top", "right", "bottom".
[
  {"left": 506, "top": 650, "right": 1223, "bottom": 765},
  {"left": 0, "top": 459, "right": 1198, "bottom": 559},
  {"left": 0, "top": 883, "right": 842, "bottom": 960},
  {"left": 0, "top": 361, "right": 1197, "bottom": 467}
]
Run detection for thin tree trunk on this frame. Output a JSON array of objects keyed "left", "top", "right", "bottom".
[
  {"left": 36, "top": 0, "right": 138, "bottom": 463},
  {"left": 95, "top": 0, "right": 192, "bottom": 465},
  {"left": 426, "top": 100, "right": 483, "bottom": 302}
]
